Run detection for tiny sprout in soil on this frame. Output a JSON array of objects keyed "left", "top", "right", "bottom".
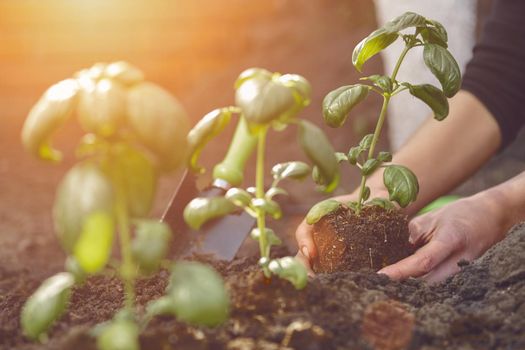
[
  {"left": 184, "top": 67, "right": 340, "bottom": 288},
  {"left": 306, "top": 12, "right": 462, "bottom": 273},
  {"left": 19, "top": 62, "right": 229, "bottom": 349}
]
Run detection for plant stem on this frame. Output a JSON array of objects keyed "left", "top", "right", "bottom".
[
  {"left": 255, "top": 127, "right": 271, "bottom": 277},
  {"left": 356, "top": 43, "right": 412, "bottom": 212},
  {"left": 113, "top": 167, "right": 136, "bottom": 311}
]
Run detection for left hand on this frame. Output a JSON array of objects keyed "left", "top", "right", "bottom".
[{"left": 378, "top": 193, "right": 508, "bottom": 283}]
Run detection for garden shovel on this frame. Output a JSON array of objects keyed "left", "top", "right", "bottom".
[{"left": 162, "top": 118, "right": 257, "bottom": 260}]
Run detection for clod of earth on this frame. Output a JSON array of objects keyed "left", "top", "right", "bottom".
[{"left": 312, "top": 205, "right": 413, "bottom": 273}]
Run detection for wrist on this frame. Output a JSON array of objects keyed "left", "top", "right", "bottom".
[{"left": 471, "top": 187, "right": 514, "bottom": 238}]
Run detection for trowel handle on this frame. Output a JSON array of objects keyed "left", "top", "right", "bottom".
[{"left": 212, "top": 117, "right": 257, "bottom": 187}]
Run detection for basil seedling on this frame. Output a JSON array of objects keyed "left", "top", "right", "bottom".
[
  {"left": 307, "top": 12, "right": 462, "bottom": 223},
  {"left": 20, "top": 62, "right": 229, "bottom": 347},
  {"left": 184, "top": 68, "right": 340, "bottom": 288}
]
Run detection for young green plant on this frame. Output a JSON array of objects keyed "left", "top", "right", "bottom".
[
  {"left": 20, "top": 62, "right": 230, "bottom": 350},
  {"left": 184, "top": 68, "right": 340, "bottom": 288},
  {"left": 307, "top": 12, "right": 462, "bottom": 223}
]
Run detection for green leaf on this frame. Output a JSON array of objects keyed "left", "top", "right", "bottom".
[
  {"left": 271, "top": 161, "right": 311, "bottom": 181},
  {"left": 167, "top": 262, "right": 229, "bottom": 327},
  {"left": 362, "top": 186, "right": 371, "bottom": 201},
  {"left": 276, "top": 74, "right": 312, "bottom": 112},
  {"left": 298, "top": 120, "right": 340, "bottom": 193},
  {"left": 225, "top": 187, "right": 253, "bottom": 207},
  {"left": 383, "top": 165, "right": 419, "bottom": 208},
  {"left": 97, "top": 319, "right": 139, "bottom": 350},
  {"left": 265, "top": 187, "right": 288, "bottom": 199},
  {"left": 359, "top": 133, "right": 374, "bottom": 150},
  {"left": 53, "top": 162, "right": 114, "bottom": 253},
  {"left": 73, "top": 211, "right": 115, "bottom": 274},
  {"left": 347, "top": 146, "right": 362, "bottom": 165},
  {"left": 183, "top": 197, "right": 237, "bottom": 230},
  {"left": 77, "top": 78, "right": 127, "bottom": 137},
  {"left": 406, "top": 83, "right": 449, "bottom": 121},
  {"left": 21, "top": 79, "right": 79, "bottom": 162},
  {"left": 365, "top": 197, "right": 395, "bottom": 210},
  {"left": 268, "top": 257, "right": 308, "bottom": 290},
  {"left": 250, "top": 228, "right": 282, "bottom": 246},
  {"left": 421, "top": 19, "right": 448, "bottom": 47},
  {"left": 234, "top": 67, "right": 273, "bottom": 89},
  {"left": 384, "top": 12, "right": 427, "bottom": 33},
  {"left": 251, "top": 198, "right": 282, "bottom": 220},
  {"left": 127, "top": 82, "right": 190, "bottom": 171},
  {"left": 335, "top": 152, "right": 348, "bottom": 163},
  {"left": 377, "top": 151, "right": 392, "bottom": 162},
  {"left": 112, "top": 145, "right": 157, "bottom": 217},
  {"left": 423, "top": 44, "right": 461, "bottom": 98},
  {"left": 21, "top": 272, "right": 75, "bottom": 340},
  {"left": 187, "top": 108, "right": 233, "bottom": 173},
  {"left": 306, "top": 199, "right": 341, "bottom": 225},
  {"left": 361, "top": 158, "right": 380, "bottom": 176},
  {"left": 322, "top": 85, "right": 370, "bottom": 128},
  {"left": 235, "top": 72, "right": 295, "bottom": 125},
  {"left": 352, "top": 28, "right": 398, "bottom": 71},
  {"left": 362, "top": 75, "right": 393, "bottom": 93},
  {"left": 131, "top": 220, "right": 171, "bottom": 274}
]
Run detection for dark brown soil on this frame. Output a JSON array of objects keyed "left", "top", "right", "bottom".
[
  {"left": 312, "top": 206, "right": 414, "bottom": 274},
  {"left": 2, "top": 224, "right": 525, "bottom": 350}
]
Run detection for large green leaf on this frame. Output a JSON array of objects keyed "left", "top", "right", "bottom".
[
  {"left": 423, "top": 44, "right": 461, "bottom": 98},
  {"left": 352, "top": 28, "right": 398, "bottom": 71},
  {"left": 127, "top": 82, "right": 190, "bottom": 171},
  {"left": 235, "top": 74, "right": 295, "bottom": 125},
  {"left": 298, "top": 120, "right": 340, "bottom": 193},
  {"left": 406, "top": 83, "right": 449, "bottom": 121},
  {"left": 183, "top": 196, "right": 237, "bottom": 230},
  {"left": 383, "top": 165, "right": 419, "bottom": 208},
  {"left": 383, "top": 12, "right": 427, "bottom": 33},
  {"left": 167, "top": 262, "right": 229, "bottom": 327},
  {"left": 21, "top": 272, "right": 75, "bottom": 340},
  {"left": 187, "top": 108, "right": 233, "bottom": 173},
  {"left": 21, "top": 79, "right": 79, "bottom": 162},
  {"left": 305, "top": 199, "right": 341, "bottom": 225},
  {"left": 322, "top": 85, "right": 369, "bottom": 128}
]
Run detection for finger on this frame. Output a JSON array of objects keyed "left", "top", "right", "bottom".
[
  {"left": 423, "top": 249, "right": 472, "bottom": 284},
  {"left": 408, "top": 215, "right": 435, "bottom": 246},
  {"left": 295, "top": 219, "right": 317, "bottom": 259},
  {"left": 377, "top": 239, "right": 455, "bottom": 280},
  {"left": 295, "top": 250, "right": 315, "bottom": 277}
]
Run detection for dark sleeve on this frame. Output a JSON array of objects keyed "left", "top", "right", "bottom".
[{"left": 461, "top": 0, "right": 525, "bottom": 150}]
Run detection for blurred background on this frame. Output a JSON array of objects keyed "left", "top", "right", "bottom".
[{"left": 0, "top": 0, "right": 523, "bottom": 263}]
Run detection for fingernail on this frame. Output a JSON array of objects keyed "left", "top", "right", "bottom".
[{"left": 301, "top": 246, "right": 310, "bottom": 259}]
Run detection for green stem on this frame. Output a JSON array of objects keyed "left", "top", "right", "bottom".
[
  {"left": 356, "top": 43, "right": 412, "bottom": 212},
  {"left": 255, "top": 127, "right": 271, "bottom": 277},
  {"left": 113, "top": 167, "right": 136, "bottom": 311}
]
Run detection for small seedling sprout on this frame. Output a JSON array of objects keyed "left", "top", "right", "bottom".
[
  {"left": 185, "top": 68, "right": 340, "bottom": 288},
  {"left": 307, "top": 12, "right": 462, "bottom": 223},
  {"left": 20, "top": 62, "right": 230, "bottom": 349}
]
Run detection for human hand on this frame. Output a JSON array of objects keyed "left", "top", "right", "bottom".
[{"left": 378, "top": 193, "right": 508, "bottom": 283}]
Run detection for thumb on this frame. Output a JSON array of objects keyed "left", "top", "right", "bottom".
[{"left": 295, "top": 218, "right": 317, "bottom": 260}]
